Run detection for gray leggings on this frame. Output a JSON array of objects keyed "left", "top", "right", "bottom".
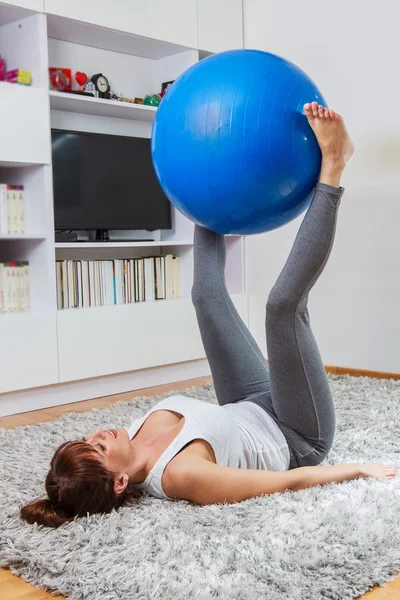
[{"left": 191, "top": 182, "right": 344, "bottom": 470}]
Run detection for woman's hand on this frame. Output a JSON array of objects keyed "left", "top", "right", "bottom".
[{"left": 359, "top": 464, "right": 400, "bottom": 481}]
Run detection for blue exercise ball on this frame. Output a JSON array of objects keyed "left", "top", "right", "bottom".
[{"left": 151, "top": 49, "right": 326, "bottom": 235}]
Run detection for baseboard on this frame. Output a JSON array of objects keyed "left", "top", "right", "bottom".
[
  {"left": 266, "top": 360, "right": 399, "bottom": 381},
  {"left": 324, "top": 365, "right": 400, "bottom": 380}
]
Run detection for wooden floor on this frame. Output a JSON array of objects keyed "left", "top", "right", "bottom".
[{"left": 1, "top": 375, "right": 399, "bottom": 600}]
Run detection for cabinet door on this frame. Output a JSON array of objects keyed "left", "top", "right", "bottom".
[
  {"left": 0, "top": 83, "right": 50, "bottom": 164},
  {"left": 57, "top": 295, "right": 248, "bottom": 383},
  {"left": 44, "top": 0, "right": 198, "bottom": 48},
  {"left": 0, "top": 0, "right": 43, "bottom": 11},
  {"left": 198, "top": 0, "right": 243, "bottom": 53},
  {"left": 149, "top": 0, "right": 198, "bottom": 49},
  {"left": 0, "top": 313, "right": 59, "bottom": 393}
]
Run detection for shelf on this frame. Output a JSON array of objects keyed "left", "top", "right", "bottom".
[
  {"left": 47, "top": 14, "right": 192, "bottom": 60},
  {"left": 57, "top": 297, "right": 183, "bottom": 313},
  {"left": 0, "top": 234, "right": 46, "bottom": 241},
  {"left": 49, "top": 91, "right": 157, "bottom": 121},
  {"left": 55, "top": 240, "right": 193, "bottom": 248},
  {"left": 0, "top": 160, "right": 46, "bottom": 168}
]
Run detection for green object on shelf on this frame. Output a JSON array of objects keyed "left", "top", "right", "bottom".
[{"left": 144, "top": 94, "right": 161, "bottom": 107}]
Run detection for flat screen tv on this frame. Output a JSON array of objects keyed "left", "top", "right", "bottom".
[{"left": 51, "top": 129, "right": 171, "bottom": 239}]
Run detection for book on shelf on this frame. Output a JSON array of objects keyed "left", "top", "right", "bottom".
[
  {"left": 56, "top": 254, "right": 181, "bottom": 310},
  {"left": 0, "top": 184, "right": 25, "bottom": 234},
  {"left": 0, "top": 261, "right": 30, "bottom": 313}
]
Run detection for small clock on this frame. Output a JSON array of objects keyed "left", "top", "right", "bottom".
[{"left": 91, "top": 73, "right": 111, "bottom": 99}]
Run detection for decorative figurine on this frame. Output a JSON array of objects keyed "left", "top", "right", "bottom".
[{"left": 75, "top": 71, "right": 88, "bottom": 91}]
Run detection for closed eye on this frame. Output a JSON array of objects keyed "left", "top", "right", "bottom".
[{"left": 81, "top": 438, "right": 106, "bottom": 454}]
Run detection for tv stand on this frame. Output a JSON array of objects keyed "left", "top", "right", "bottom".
[
  {"left": 95, "top": 229, "right": 110, "bottom": 241},
  {"left": 93, "top": 230, "right": 154, "bottom": 242}
]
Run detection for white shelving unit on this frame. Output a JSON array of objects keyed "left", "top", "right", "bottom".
[{"left": 0, "top": 0, "right": 245, "bottom": 414}]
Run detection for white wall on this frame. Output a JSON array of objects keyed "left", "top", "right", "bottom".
[{"left": 243, "top": 0, "right": 400, "bottom": 373}]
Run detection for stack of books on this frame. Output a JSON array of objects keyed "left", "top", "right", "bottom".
[
  {"left": 0, "top": 262, "right": 30, "bottom": 313},
  {"left": 56, "top": 255, "right": 180, "bottom": 309},
  {"left": 0, "top": 184, "right": 25, "bottom": 234}
]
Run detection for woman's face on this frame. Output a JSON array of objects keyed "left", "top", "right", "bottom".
[{"left": 82, "top": 428, "right": 132, "bottom": 473}]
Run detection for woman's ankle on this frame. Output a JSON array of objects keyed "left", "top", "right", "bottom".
[{"left": 318, "top": 161, "right": 344, "bottom": 188}]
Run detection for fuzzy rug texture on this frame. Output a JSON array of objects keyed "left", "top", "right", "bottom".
[{"left": 0, "top": 375, "right": 399, "bottom": 600}]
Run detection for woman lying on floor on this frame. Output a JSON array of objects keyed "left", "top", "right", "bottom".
[{"left": 21, "top": 103, "right": 399, "bottom": 528}]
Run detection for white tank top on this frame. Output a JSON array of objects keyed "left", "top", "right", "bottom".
[{"left": 127, "top": 395, "right": 290, "bottom": 499}]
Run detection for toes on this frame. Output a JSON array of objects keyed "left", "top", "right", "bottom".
[
  {"left": 303, "top": 103, "right": 314, "bottom": 118},
  {"left": 329, "top": 109, "right": 335, "bottom": 120},
  {"left": 324, "top": 107, "right": 330, "bottom": 119},
  {"left": 311, "top": 101, "right": 319, "bottom": 117},
  {"left": 329, "top": 109, "right": 343, "bottom": 122},
  {"left": 318, "top": 104, "right": 325, "bottom": 118}
]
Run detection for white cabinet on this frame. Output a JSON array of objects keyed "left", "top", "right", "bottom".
[
  {"left": 0, "top": 83, "right": 50, "bottom": 164},
  {"left": 0, "top": 0, "right": 43, "bottom": 11},
  {"left": 57, "top": 295, "right": 248, "bottom": 383},
  {"left": 0, "top": 312, "right": 58, "bottom": 393},
  {"left": 44, "top": 0, "right": 198, "bottom": 49},
  {"left": 198, "top": 0, "right": 243, "bottom": 53},
  {"left": 149, "top": 0, "right": 198, "bottom": 49}
]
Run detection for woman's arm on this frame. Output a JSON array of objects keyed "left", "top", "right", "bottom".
[
  {"left": 166, "top": 460, "right": 399, "bottom": 505},
  {"left": 291, "top": 463, "right": 399, "bottom": 491},
  {"left": 290, "top": 463, "right": 363, "bottom": 491}
]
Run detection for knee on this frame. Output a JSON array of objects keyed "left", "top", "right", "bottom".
[
  {"left": 266, "top": 287, "right": 296, "bottom": 317},
  {"left": 191, "top": 284, "right": 208, "bottom": 307}
]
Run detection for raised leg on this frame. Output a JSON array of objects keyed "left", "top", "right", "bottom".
[
  {"left": 191, "top": 225, "right": 271, "bottom": 406},
  {"left": 265, "top": 182, "right": 343, "bottom": 464},
  {"left": 264, "top": 102, "right": 354, "bottom": 466}
]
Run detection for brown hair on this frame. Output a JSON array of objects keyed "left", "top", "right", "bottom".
[{"left": 21, "top": 440, "right": 134, "bottom": 528}]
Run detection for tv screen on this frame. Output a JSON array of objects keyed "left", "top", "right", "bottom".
[{"left": 51, "top": 129, "right": 171, "bottom": 231}]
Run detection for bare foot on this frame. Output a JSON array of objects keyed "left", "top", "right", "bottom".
[{"left": 304, "top": 101, "right": 355, "bottom": 187}]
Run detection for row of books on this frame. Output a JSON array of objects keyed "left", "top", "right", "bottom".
[
  {"left": 56, "top": 255, "right": 180, "bottom": 309},
  {"left": 0, "top": 262, "right": 30, "bottom": 313},
  {"left": 0, "top": 184, "right": 25, "bottom": 234}
]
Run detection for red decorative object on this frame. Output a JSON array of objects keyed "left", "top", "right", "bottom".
[
  {"left": 49, "top": 67, "right": 72, "bottom": 91},
  {"left": 161, "top": 80, "right": 175, "bottom": 98},
  {"left": 75, "top": 71, "right": 87, "bottom": 88}
]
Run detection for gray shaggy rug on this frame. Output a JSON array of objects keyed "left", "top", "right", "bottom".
[{"left": 0, "top": 374, "right": 399, "bottom": 600}]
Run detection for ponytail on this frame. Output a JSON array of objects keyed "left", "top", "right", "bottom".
[
  {"left": 20, "top": 497, "right": 72, "bottom": 528},
  {"left": 20, "top": 440, "right": 134, "bottom": 528}
]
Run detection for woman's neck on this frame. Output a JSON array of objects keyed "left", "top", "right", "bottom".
[{"left": 128, "top": 437, "right": 154, "bottom": 484}]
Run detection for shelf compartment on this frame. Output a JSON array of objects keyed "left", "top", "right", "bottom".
[
  {"left": 49, "top": 91, "right": 157, "bottom": 121},
  {"left": 0, "top": 12, "right": 48, "bottom": 88},
  {"left": 57, "top": 293, "right": 248, "bottom": 383},
  {"left": 0, "top": 164, "right": 52, "bottom": 240}
]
